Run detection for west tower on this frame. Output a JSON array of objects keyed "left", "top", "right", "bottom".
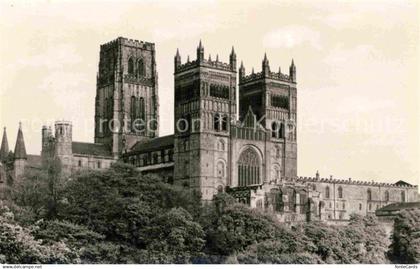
[
  {"left": 94, "top": 37, "right": 159, "bottom": 157},
  {"left": 173, "top": 41, "right": 237, "bottom": 200},
  {"left": 238, "top": 56, "right": 297, "bottom": 178}
]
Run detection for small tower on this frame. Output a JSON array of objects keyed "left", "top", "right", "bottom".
[
  {"left": 175, "top": 48, "right": 181, "bottom": 70},
  {"left": 0, "top": 127, "right": 9, "bottom": 161},
  {"left": 229, "top": 46, "right": 237, "bottom": 71},
  {"left": 196, "top": 40, "right": 204, "bottom": 62},
  {"left": 239, "top": 61, "right": 245, "bottom": 79},
  {"left": 262, "top": 53, "right": 270, "bottom": 75},
  {"left": 289, "top": 59, "right": 296, "bottom": 82},
  {"left": 41, "top": 125, "right": 54, "bottom": 158},
  {"left": 54, "top": 121, "right": 73, "bottom": 169},
  {"left": 14, "top": 123, "right": 27, "bottom": 180}
]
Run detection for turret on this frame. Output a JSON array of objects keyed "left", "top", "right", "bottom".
[
  {"left": 262, "top": 53, "right": 270, "bottom": 75},
  {"left": 239, "top": 61, "right": 245, "bottom": 79},
  {"left": 229, "top": 46, "right": 236, "bottom": 71},
  {"left": 41, "top": 125, "right": 54, "bottom": 157},
  {"left": 196, "top": 40, "right": 204, "bottom": 62},
  {"left": 289, "top": 59, "right": 296, "bottom": 82},
  {"left": 174, "top": 48, "right": 181, "bottom": 70},
  {"left": 0, "top": 127, "right": 9, "bottom": 161},
  {"left": 14, "top": 123, "right": 27, "bottom": 180},
  {"left": 54, "top": 121, "right": 72, "bottom": 158}
]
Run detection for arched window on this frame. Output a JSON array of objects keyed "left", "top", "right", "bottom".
[
  {"left": 279, "top": 123, "right": 285, "bottom": 138},
  {"left": 401, "top": 191, "right": 405, "bottom": 202},
  {"left": 168, "top": 149, "right": 174, "bottom": 162},
  {"left": 217, "top": 185, "right": 224, "bottom": 193},
  {"left": 271, "top": 122, "right": 278, "bottom": 138},
  {"left": 325, "top": 186, "right": 330, "bottom": 199},
  {"left": 367, "top": 189, "right": 372, "bottom": 201},
  {"left": 384, "top": 190, "right": 389, "bottom": 202},
  {"left": 130, "top": 96, "right": 136, "bottom": 131},
  {"left": 216, "top": 161, "right": 225, "bottom": 178},
  {"left": 238, "top": 148, "right": 260, "bottom": 186},
  {"left": 338, "top": 186, "right": 343, "bottom": 199},
  {"left": 213, "top": 114, "right": 220, "bottom": 131},
  {"left": 221, "top": 115, "right": 228, "bottom": 131},
  {"left": 137, "top": 58, "right": 145, "bottom": 77},
  {"left": 128, "top": 57, "right": 134, "bottom": 75}
]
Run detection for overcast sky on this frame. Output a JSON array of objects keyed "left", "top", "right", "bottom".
[{"left": 0, "top": 0, "right": 419, "bottom": 184}]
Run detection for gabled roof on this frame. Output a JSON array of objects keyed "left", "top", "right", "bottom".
[
  {"left": 129, "top": 135, "right": 174, "bottom": 154},
  {"left": 26, "top": 154, "right": 42, "bottom": 168},
  {"left": 14, "top": 123, "right": 27, "bottom": 159},
  {"left": 0, "top": 127, "right": 9, "bottom": 159},
  {"left": 377, "top": 202, "right": 420, "bottom": 212},
  {"left": 394, "top": 180, "right": 413, "bottom": 187},
  {"left": 72, "top": 142, "right": 112, "bottom": 157}
]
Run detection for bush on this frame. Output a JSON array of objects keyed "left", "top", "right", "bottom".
[{"left": 389, "top": 208, "right": 420, "bottom": 264}]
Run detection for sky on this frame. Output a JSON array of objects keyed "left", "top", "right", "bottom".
[{"left": 0, "top": 0, "right": 419, "bottom": 184}]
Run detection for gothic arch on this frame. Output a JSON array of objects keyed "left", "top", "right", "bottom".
[
  {"left": 237, "top": 146, "right": 262, "bottom": 186},
  {"left": 128, "top": 57, "right": 134, "bottom": 75},
  {"left": 137, "top": 58, "right": 145, "bottom": 77},
  {"left": 338, "top": 186, "right": 343, "bottom": 198},
  {"left": 271, "top": 163, "right": 281, "bottom": 182},
  {"left": 215, "top": 159, "right": 226, "bottom": 178}
]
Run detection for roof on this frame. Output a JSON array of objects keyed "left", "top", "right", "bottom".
[
  {"left": 26, "top": 154, "right": 42, "bottom": 168},
  {"left": 72, "top": 142, "right": 112, "bottom": 157},
  {"left": 377, "top": 202, "right": 420, "bottom": 213},
  {"left": 394, "top": 180, "right": 413, "bottom": 187},
  {"left": 14, "top": 124, "right": 27, "bottom": 159},
  {"left": 129, "top": 135, "right": 174, "bottom": 154},
  {"left": 0, "top": 127, "right": 9, "bottom": 159}
]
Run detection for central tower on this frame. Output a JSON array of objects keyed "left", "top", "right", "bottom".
[
  {"left": 94, "top": 37, "right": 159, "bottom": 157},
  {"left": 173, "top": 41, "right": 237, "bottom": 200}
]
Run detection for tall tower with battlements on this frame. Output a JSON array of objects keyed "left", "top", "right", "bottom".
[
  {"left": 239, "top": 56, "right": 297, "bottom": 178},
  {"left": 94, "top": 37, "right": 159, "bottom": 157},
  {"left": 173, "top": 41, "right": 237, "bottom": 200}
]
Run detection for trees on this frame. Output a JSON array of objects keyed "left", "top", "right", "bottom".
[
  {"left": 12, "top": 155, "right": 65, "bottom": 219},
  {"left": 0, "top": 202, "right": 79, "bottom": 264},
  {"left": 389, "top": 209, "right": 420, "bottom": 264},
  {"left": 142, "top": 208, "right": 205, "bottom": 263},
  {"left": 2, "top": 158, "right": 402, "bottom": 264}
]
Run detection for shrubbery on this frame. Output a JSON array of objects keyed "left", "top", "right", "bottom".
[{"left": 0, "top": 161, "right": 410, "bottom": 264}]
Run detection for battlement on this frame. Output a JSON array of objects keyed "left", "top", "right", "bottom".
[
  {"left": 55, "top": 120, "right": 72, "bottom": 126},
  {"left": 295, "top": 176, "right": 418, "bottom": 189},
  {"left": 240, "top": 70, "right": 293, "bottom": 84},
  {"left": 174, "top": 41, "right": 236, "bottom": 74},
  {"left": 175, "top": 56, "right": 234, "bottom": 73},
  {"left": 100, "top": 37, "right": 155, "bottom": 51}
]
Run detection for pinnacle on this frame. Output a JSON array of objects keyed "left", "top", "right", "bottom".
[
  {"left": 14, "top": 123, "right": 27, "bottom": 159},
  {"left": 0, "top": 126, "right": 9, "bottom": 160}
]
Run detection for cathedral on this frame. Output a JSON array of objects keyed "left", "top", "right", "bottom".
[{"left": 0, "top": 37, "right": 418, "bottom": 222}]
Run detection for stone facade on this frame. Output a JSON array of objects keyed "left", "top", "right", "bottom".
[{"left": 2, "top": 37, "right": 418, "bottom": 223}]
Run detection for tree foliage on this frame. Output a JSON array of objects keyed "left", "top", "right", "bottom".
[
  {"left": 389, "top": 208, "right": 420, "bottom": 264},
  {"left": 1, "top": 160, "right": 404, "bottom": 264}
]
